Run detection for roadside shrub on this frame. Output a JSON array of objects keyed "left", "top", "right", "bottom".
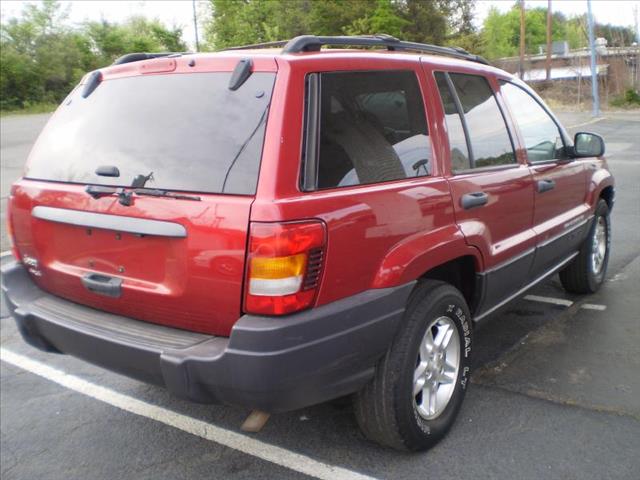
[{"left": 610, "top": 89, "right": 640, "bottom": 108}]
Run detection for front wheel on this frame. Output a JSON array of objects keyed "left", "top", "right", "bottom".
[
  {"left": 560, "top": 199, "right": 611, "bottom": 294},
  {"left": 353, "top": 280, "right": 473, "bottom": 451}
]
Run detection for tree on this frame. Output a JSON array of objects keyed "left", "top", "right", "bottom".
[
  {"left": 479, "top": 2, "right": 636, "bottom": 60},
  {"left": 204, "top": 0, "right": 480, "bottom": 52},
  {"left": 84, "top": 16, "right": 187, "bottom": 67},
  {"left": 1, "top": 0, "right": 187, "bottom": 110},
  {"left": 0, "top": 0, "right": 90, "bottom": 108},
  {"left": 345, "top": 0, "right": 409, "bottom": 38}
]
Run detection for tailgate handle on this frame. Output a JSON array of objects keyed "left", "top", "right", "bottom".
[{"left": 81, "top": 273, "right": 122, "bottom": 298}]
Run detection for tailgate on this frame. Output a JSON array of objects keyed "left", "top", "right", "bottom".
[
  {"left": 8, "top": 61, "right": 277, "bottom": 336},
  {"left": 10, "top": 180, "right": 251, "bottom": 336}
]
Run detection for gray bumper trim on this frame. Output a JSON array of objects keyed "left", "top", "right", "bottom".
[{"left": 1, "top": 260, "right": 414, "bottom": 412}]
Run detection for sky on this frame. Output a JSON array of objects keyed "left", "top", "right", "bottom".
[{"left": 1, "top": 0, "right": 639, "bottom": 49}]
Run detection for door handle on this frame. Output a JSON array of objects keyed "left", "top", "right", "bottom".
[
  {"left": 537, "top": 179, "right": 556, "bottom": 193},
  {"left": 461, "top": 191, "right": 488, "bottom": 210},
  {"left": 81, "top": 272, "right": 122, "bottom": 298}
]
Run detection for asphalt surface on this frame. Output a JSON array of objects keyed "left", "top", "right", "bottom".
[{"left": 1, "top": 111, "right": 639, "bottom": 480}]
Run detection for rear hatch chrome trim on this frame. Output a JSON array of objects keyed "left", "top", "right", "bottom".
[{"left": 32, "top": 206, "right": 187, "bottom": 238}]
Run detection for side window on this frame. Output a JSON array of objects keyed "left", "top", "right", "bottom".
[
  {"left": 311, "top": 70, "right": 431, "bottom": 189},
  {"left": 449, "top": 73, "right": 516, "bottom": 169},
  {"left": 434, "top": 72, "right": 471, "bottom": 171},
  {"left": 435, "top": 72, "right": 516, "bottom": 171},
  {"left": 500, "top": 82, "right": 566, "bottom": 162}
]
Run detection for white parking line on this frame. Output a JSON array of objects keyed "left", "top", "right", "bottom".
[
  {"left": 0, "top": 348, "right": 378, "bottom": 480},
  {"left": 567, "top": 116, "right": 606, "bottom": 129},
  {"left": 0, "top": 250, "right": 12, "bottom": 258},
  {"left": 580, "top": 303, "right": 607, "bottom": 311},
  {"left": 524, "top": 295, "right": 573, "bottom": 307}
]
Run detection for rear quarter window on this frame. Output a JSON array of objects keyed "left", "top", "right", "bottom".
[{"left": 305, "top": 70, "right": 431, "bottom": 190}]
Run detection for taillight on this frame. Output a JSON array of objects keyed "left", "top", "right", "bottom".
[{"left": 244, "top": 220, "right": 326, "bottom": 315}]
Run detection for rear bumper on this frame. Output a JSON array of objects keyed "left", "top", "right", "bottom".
[{"left": 1, "top": 261, "right": 413, "bottom": 413}]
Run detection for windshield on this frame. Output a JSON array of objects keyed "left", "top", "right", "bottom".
[{"left": 25, "top": 71, "right": 276, "bottom": 195}]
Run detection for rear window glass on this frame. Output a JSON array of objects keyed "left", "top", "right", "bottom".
[
  {"left": 314, "top": 70, "right": 430, "bottom": 189},
  {"left": 25, "top": 72, "right": 276, "bottom": 195}
]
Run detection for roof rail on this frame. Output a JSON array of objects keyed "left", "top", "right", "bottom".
[
  {"left": 223, "top": 40, "right": 289, "bottom": 51},
  {"left": 112, "top": 52, "right": 188, "bottom": 65},
  {"left": 280, "top": 35, "right": 490, "bottom": 65}
]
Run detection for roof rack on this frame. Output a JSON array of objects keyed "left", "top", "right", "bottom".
[
  {"left": 112, "top": 52, "right": 189, "bottom": 65},
  {"left": 223, "top": 34, "right": 489, "bottom": 65},
  {"left": 224, "top": 40, "right": 289, "bottom": 51}
]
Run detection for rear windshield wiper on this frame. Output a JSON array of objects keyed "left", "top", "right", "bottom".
[
  {"left": 86, "top": 185, "right": 134, "bottom": 206},
  {"left": 86, "top": 184, "right": 117, "bottom": 199},
  {"left": 86, "top": 185, "right": 200, "bottom": 204},
  {"left": 134, "top": 188, "right": 201, "bottom": 202}
]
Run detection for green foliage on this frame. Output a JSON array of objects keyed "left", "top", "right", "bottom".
[
  {"left": 345, "top": 0, "right": 410, "bottom": 39},
  {"left": 5, "top": 0, "right": 637, "bottom": 113},
  {"left": 610, "top": 89, "right": 640, "bottom": 108},
  {"left": 1, "top": 0, "right": 186, "bottom": 110},
  {"left": 481, "top": 4, "right": 570, "bottom": 59},
  {"left": 480, "top": 2, "right": 636, "bottom": 60},
  {"left": 565, "top": 15, "right": 587, "bottom": 49},
  {"left": 205, "top": 0, "right": 476, "bottom": 50},
  {"left": 84, "top": 17, "right": 186, "bottom": 67},
  {"left": 0, "top": 101, "right": 58, "bottom": 117}
]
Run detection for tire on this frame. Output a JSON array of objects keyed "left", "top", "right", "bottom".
[
  {"left": 559, "top": 199, "right": 611, "bottom": 294},
  {"left": 353, "top": 280, "right": 473, "bottom": 451}
]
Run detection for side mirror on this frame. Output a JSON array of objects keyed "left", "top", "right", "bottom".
[{"left": 573, "top": 132, "right": 605, "bottom": 158}]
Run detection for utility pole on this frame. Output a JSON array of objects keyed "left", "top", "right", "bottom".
[
  {"left": 519, "top": 0, "right": 526, "bottom": 80},
  {"left": 587, "top": 0, "right": 600, "bottom": 116},
  {"left": 635, "top": 4, "right": 639, "bottom": 45},
  {"left": 545, "top": 0, "right": 552, "bottom": 82},
  {"left": 192, "top": 0, "right": 200, "bottom": 52}
]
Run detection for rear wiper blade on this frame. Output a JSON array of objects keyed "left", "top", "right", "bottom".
[
  {"left": 86, "top": 185, "right": 117, "bottom": 199},
  {"left": 134, "top": 188, "right": 201, "bottom": 202},
  {"left": 86, "top": 185, "right": 134, "bottom": 205},
  {"left": 86, "top": 185, "right": 200, "bottom": 203}
]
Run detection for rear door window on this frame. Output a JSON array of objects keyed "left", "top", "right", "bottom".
[
  {"left": 434, "top": 72, "right": 471, "bottom": 171},
  {"left": 308, "top": 70, "right": 431, "bottom": 189},
  {"left": 25, "top": 72, "right": 276, "bottom": 195},
  {"left": 435, "top": 72, "right": 516, "bottom": 171}
]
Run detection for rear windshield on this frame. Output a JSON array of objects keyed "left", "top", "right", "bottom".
[{"left": 25, "top": 71, "right": 276, "bottom": 195}]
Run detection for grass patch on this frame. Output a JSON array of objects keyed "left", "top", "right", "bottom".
[{"left": 0, "top": 102, "right": 58, "bottom": 117}]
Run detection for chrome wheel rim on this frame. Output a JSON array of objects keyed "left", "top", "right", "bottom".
[
  {"left": 591, "top": 216, "right": 607, "bottom": 274},
  {"left": 413, "top": 316, "right": 460, "bottom": 420}
]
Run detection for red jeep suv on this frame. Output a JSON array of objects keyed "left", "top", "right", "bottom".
[{"left": 2, "top": 35, "right": 614, "bottom": 451}]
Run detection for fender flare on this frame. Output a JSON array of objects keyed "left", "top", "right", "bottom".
[
  {"left": 371, "top": 224, "right": 484, "bottom": 289},
  {"left": 587, "top": 167, "right": 615, "bottom": 210}
]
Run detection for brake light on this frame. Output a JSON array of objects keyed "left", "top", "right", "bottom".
[{"left": 244, "top": 221, "right": 326, "bottom": 315}]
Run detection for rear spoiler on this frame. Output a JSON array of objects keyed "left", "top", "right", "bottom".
[{"left": 112, "top": 52, "right": 191, "bottom": 65}]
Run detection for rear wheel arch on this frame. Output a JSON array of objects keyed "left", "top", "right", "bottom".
[
  {"left": 371, "top": 225, "right": 484, "bottom": 291},
  {"left": 417, "top": 256, "right": 479, "bottom": 316}
]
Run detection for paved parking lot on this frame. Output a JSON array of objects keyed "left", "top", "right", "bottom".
[{"left": 1, "top": 111, "right": 639, "bottom": 479}]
